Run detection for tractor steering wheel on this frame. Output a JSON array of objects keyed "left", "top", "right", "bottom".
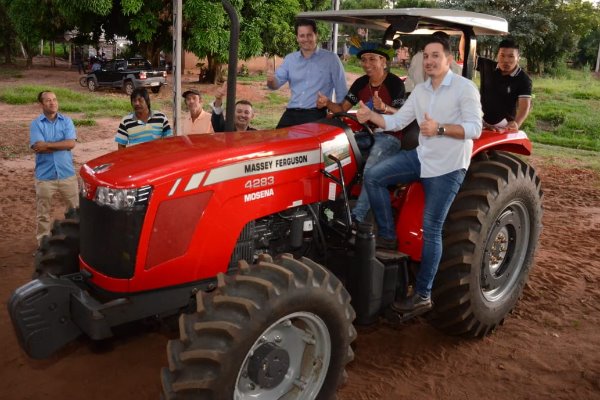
[{"left": 330, "top": 112, "right": 375, "bottom": 150}]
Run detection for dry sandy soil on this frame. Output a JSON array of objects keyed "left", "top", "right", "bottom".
[{"left": 0, "top": 63, "right": 599, "bottom": 400}]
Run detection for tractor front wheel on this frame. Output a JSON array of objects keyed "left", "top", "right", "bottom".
[
  {"left": 429, "top": 151, "right": 543, "bottom": 337},
  {"left": 161, "top": 254, "right": 356, "bottom": 400},
  {"left": 34, "top": 208, "right": 80, "bottom": 278}
]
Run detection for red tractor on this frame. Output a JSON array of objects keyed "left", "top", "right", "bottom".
[{"left": 9, "top": 7, "right": 542, "bottom": 400}]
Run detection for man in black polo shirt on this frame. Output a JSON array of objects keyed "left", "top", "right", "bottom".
[{"left": 477, "top": 39, "right": 532, "bottom": 132}]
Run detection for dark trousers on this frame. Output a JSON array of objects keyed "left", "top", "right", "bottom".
[{"left": 276, "top": 108, "right": 327, "bottom": 129}]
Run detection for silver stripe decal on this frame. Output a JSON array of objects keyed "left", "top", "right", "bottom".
[
  {"left": 185, "top": 172, "right": 206, "bottom": 192},
  {"left": 168, "top": 178, "right": 182, "bottom": 197},
  {"left": 203, "top": 149, "right": 322, "bottom": 186},
  {"left": 288, "top": 200, "right": 303, "bottom": 208}
]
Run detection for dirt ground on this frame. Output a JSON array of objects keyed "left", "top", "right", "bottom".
[{"left": 1, "top": 63, "right": 599, "bottom": 400}]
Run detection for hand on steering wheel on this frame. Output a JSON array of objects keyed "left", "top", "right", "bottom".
[{"left": 330, "top": 112, "right": 375, "bottom": 150}]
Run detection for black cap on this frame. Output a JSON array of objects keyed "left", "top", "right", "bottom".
[
  {"left": 182, "top": 88, "right": 202, "bottom": 98},
  {"left": 357, "top": 48, "right": 390, "bottom": 61}
]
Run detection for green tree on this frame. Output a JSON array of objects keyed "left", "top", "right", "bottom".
[
  {"left": 576, "top": 29, "right": 600, "bottom": 69},
  {"left": 6, "top": 0, "right": 46, "bottom": 67},
  {"left": 0, "top": 0, "right": 17, "bottom": 64},
  {"left": 184, "top": 0, "right": 329, "bottom": 83},
  {"left": 55, "top": 0, "right": 171, "bottom": 64},
  {"left": 441, "top": 0, "right": 600, "bottom": 74}
]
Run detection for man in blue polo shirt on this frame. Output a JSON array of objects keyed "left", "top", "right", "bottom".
[
  {"left": 267, "top": 18, "right": 347, "bottom": 128},
  {"left": 30, "top": 91, "right": 79, "bottom": 244}
]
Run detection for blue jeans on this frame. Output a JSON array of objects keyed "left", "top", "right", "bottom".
[
  {"left": 363, "top": 149, "right": 466, "bottom": 297},
  {"left": 352, "top": 133, "right": 402, "bottom": 222}
]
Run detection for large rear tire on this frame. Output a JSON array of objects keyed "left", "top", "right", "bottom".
[
  {"left": 34, "top": 208, "right": 80, "bottom": 278},
  {"left": 429, "top": 151, "right": 543, "bottom": 337},
  {"left": 161, "top": 254, "right": 356, "bottom": 400}
]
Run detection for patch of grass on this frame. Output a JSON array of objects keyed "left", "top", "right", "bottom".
[
  {"left": 572, "top": 91, "right": 600, "bottom": 100},
  {"left": 532, "top": 142, "right": 600, "bottom": 174},
  {"left": 251, "top": 92, "right": 288, "bottom": 129},
  {"left": 0, "top": 144, "right": 29, "bottom": 160},
  {"left": 0, "top": 67, "right": 23, "bottom": 79},
  {"left": 73, "top": 119, "right": 96, "bottom": 127},
  {"left": 0, "top": 85, "right": 131, "bottom": 118},
  {"left": 238, "top": 74, "right": 266, "bottom": 83},
  {"left": 344, "top": 62, "right": 364, "bottom": 75},
  {"left": 524, "top": 71, "right": 600, "bottom": 152}
]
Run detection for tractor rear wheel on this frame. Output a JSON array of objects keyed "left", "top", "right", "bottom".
[
  {"left": 429, "top": 151, "right": 543, "bottom": 337},
  {"left": 34, "top": 208, "right": 80, "bottom": 278},
  {"left": 161, "top": 254, "right": 356, "bottom": 400}
]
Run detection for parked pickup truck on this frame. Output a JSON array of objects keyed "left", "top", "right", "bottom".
[{"left": 84, "top": 57, "right": 167, "bottom": 95}]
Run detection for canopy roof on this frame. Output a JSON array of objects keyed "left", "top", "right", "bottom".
[{"left": 298, "top": 8, "right": 508, "bottom": 36}]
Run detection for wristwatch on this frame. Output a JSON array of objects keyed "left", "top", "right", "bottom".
[{"left": 437, "top": 124, "right": 446, "bottom": 136}]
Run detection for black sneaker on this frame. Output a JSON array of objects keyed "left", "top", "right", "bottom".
[
  {"left": 376, "top": 236, "right": 397, "bottom": 250},
  {"left": 392, "top": 293, "right": 432, "bottom": 313}
]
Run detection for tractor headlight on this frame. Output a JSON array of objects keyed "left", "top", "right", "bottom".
[{"left": 94, "top": 185, "right": 152, "bottom": 210}]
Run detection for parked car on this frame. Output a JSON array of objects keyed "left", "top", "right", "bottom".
[{"left": 81, "top": 57, "right": 167, "bottom": 95}]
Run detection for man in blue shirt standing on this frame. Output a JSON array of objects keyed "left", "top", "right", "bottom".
[
  {"left": 30, "top": 91, "right": 79, "bottom": 245},
  {"left": 357, "top": 35, "right": 482, "bottom": 314},
  {"left": 267, "top": 18, "right": 347, "bottom": 128}
]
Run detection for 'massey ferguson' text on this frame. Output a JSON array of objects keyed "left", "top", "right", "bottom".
[{"left": 244, "top": 155, "right": 309, "bottom": 174}]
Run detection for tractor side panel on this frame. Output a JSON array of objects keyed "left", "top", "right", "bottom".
[{"left": 81, "top": 130, "right": 358, "bottom": 293}]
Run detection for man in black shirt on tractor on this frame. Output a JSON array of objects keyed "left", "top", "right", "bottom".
[{"left": 477, "top": 39, "right": 532, "bottom": 132}]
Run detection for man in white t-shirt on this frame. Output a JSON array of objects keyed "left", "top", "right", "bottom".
[{"left": 356, "top": 34, "right": 482, "bottom": 314}]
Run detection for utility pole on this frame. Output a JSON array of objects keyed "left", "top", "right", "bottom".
[
  {"left": 172, "top": 0, "right": 182, "bottom": 136},
  {"left": 332, "top": 0, "right": 340, "bottom": 54},
  {"left": 332, "top": 0, "right": 340, "bottom": 101}
]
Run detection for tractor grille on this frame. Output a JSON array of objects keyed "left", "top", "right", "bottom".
[{"left": 79, "top": 196, "right": 148, "bottom": 279}]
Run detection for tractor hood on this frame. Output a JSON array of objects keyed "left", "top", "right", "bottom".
[{"left": 80, "top": 122, "right": 345, "bottom": 189}]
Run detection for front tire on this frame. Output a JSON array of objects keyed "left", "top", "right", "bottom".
[
  {"left": 34, "top": 208, "right": 80, "bottom": 278},
  {"left": 151, "top": 86, "right": 161, "bottom": 94},
  {"left": 430, "top": 151, "right": 543, "bottom": 337},
  {"left": 124, "top": 81, "right": 134, "bottom": 95},
  {"left": 87, "top": 79, "right": 97, "bottom": 92},
  {"left": 161, "top": 254, "right": 356, "bottom": 400}
]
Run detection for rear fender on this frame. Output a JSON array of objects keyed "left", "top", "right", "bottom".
[{"left": 473, "top": 130, "right": 532, "bottom": 157}]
